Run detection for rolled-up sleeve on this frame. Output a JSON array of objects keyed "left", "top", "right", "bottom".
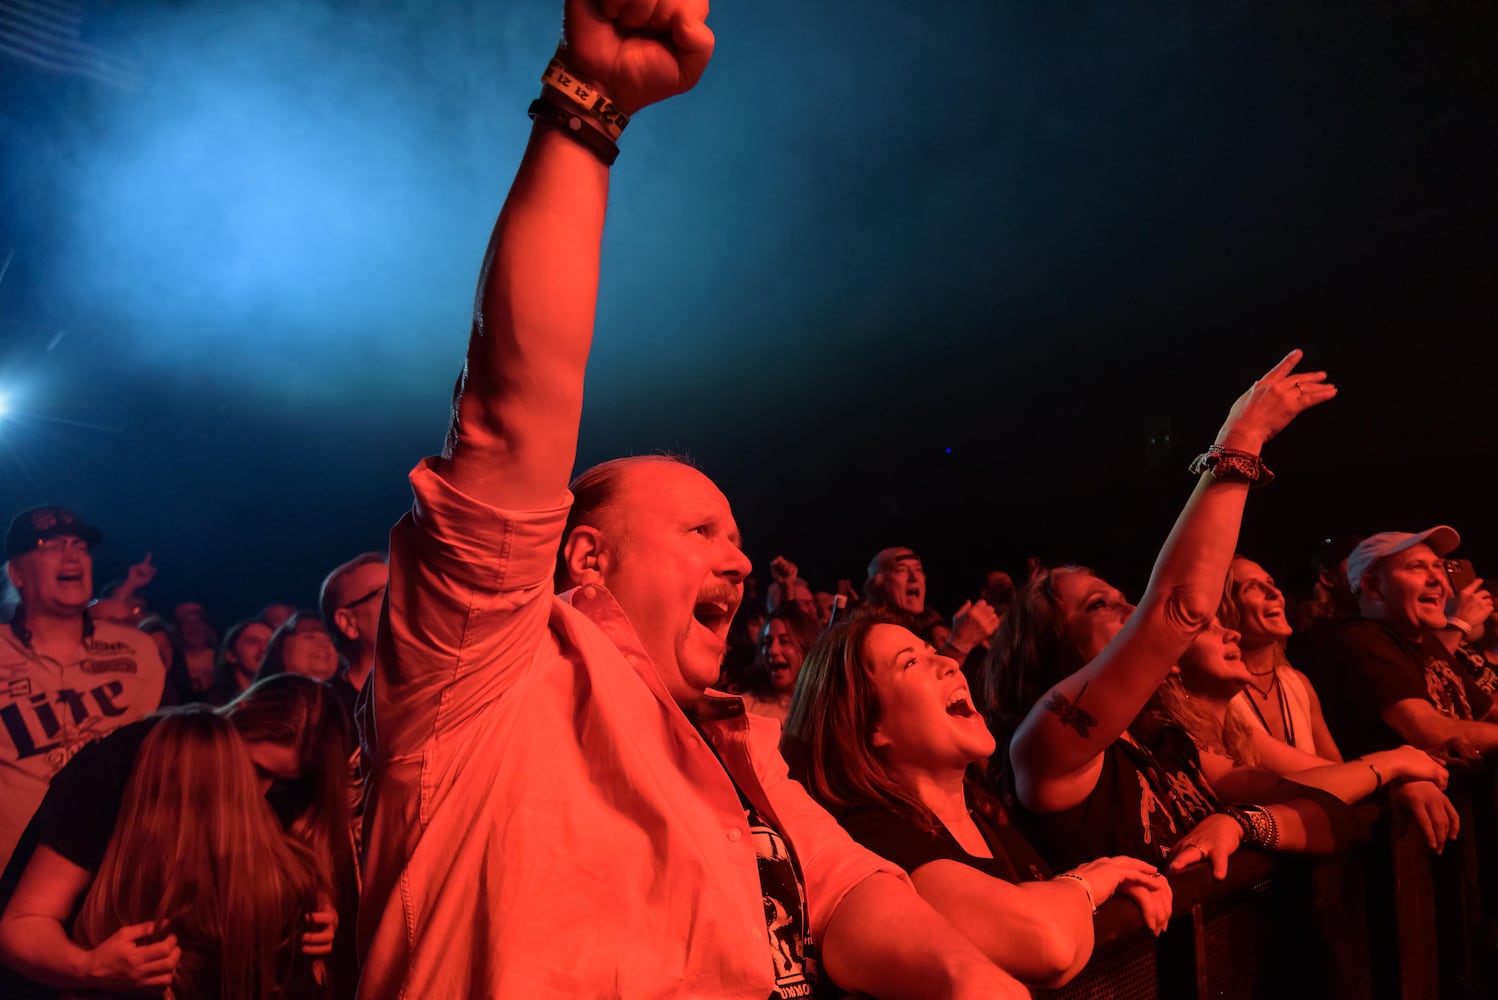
[{"left": 373, "top": 458, "right": 572, "bottom": 762}]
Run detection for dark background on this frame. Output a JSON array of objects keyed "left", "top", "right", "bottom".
[{"left": 1, "top": 0, "right": 1494, "bottom": 623}]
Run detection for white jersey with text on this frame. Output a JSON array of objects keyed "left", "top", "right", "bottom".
[{"left": 0, "top": 619, "right": 166, "bottom": 869}]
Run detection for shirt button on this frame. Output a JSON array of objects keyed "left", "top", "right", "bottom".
[
  {"left": 626, "top": 654, "right": 638, "bottom": 665},
  {"left": 727, "top": 828, "right": 742, "bottom": 842},
  {"left": 582, "top": 586, "right": 597, "bottom": 598}
]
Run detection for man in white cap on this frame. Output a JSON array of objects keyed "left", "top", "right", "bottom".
[{"left": 1312, "top": 525, "right": 1498, "bottom": 759}]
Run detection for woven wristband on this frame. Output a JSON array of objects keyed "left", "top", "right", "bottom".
[{"left": 541, "top": 54, "right": 631, "bottom": 141}]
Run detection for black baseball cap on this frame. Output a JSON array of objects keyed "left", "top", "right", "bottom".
[{"left": 5, "top": 506, "right": 104, "bottom": 559}]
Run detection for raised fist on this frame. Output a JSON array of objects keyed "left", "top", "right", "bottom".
[{"left": 563, "top": 0, "right": 715, "bottom": 114}]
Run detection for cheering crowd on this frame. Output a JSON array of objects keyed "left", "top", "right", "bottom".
[{"left": 2, "top": 0, "right": 1495, "bottom": 996}]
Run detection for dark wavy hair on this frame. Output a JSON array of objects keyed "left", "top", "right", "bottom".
[
  {"left": 732, "top": 605, "right": 820, "bottom": 697},
  {"left": 974, "top": 566, "right": 1093, "bottom": 786},
  {"left": 781, "top": 608, "right": 946, "bottom": 833}
]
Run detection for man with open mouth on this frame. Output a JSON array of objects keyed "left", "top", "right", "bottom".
[
  {"left": 0, "top": 505, "right": 166, "bottom": 872},
  {"left": 355, "top": 2, "right": 1023, "bottom": 998},
  {"left": 1308, "top": 526, "right": 1498, "bottom": 760}
]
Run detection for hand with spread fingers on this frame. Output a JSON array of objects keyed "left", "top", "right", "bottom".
[
  {"left": 1214, "top": 349, "right": 1337, "bottom": 455},
  {"left": 563, "top": 0, "right": 715, "bottom": 115}
]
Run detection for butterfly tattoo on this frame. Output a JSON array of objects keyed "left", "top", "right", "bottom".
[{"left": 1044, "top": 681, "right": 1098, "bottom": 738}]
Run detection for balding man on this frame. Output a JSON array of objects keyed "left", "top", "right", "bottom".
[{"left": 356, "top": 1, "right": 1020, "bottom": 997}]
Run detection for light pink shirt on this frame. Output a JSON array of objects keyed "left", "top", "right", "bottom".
[{"left": 358, "top": 460, "right": 898, "bottom": 999}]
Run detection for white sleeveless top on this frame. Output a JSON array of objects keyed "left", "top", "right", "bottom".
[{"left": 1230, "top": 665, "right": 1319, "bottom": 755}]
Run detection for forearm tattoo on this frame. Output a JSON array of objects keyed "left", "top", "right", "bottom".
[{"left": 1044, "top": 681, "right": 1098, "bottom": 738}]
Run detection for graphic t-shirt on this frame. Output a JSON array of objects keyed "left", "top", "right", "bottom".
[
  {"left": 745, "top": 798, "right": 820, "bottom": 1000},
  {"left": 1453, "top": 643, "right": 1498, "bottom": 698},
  {"left": 1008, "top": 723, "right": 1219, "bottom": 870},
  {"left": 1315, "top": 618, "right": 1494, "bottom": 757},
  {"left": 0, "top": 619, "right": 165, "bottom": 869},
  {"left": 702, "top": 729, "right": 823, "bottom": 1000}
]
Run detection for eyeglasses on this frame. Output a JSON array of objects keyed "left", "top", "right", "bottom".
[
  {"left": 340, "top": 587, "right": 385, "bottom": 611},
  {"left": 35, "top": 536, "right": 90, "bottom": 555}
]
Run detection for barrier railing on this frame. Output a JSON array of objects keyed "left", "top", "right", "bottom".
[{"left": 1040, "top": 760, "right": 1496, "bottom": 1000}]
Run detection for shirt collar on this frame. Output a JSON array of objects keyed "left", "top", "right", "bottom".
[{"left": 561, "top": 583, "right": 746, "bottom": 724}]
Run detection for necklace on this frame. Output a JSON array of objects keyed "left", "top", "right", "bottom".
[
  {"left": 1242, "top": 668, "right": 1295, "bottom": 746},
  {"left": 1244, "top": 669, "right": 1278, "bottom": 699}
]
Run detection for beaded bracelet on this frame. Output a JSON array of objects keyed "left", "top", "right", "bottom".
[
  {"left": 1055, "top": 871, "right": 1097, "bottom": 913},
  {"left": 1222, "top": 804, "right": 1280, "bottom": 850}
]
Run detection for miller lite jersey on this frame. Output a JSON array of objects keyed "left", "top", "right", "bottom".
[{"left": 0, "top": 619, "right": 165, "bottom": 869}]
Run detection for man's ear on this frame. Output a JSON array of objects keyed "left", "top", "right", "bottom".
[
  {"left": 562, "top": 526, "right": 609, "bottom": 588},
  {"left": 6, "top": 559, "right": 24, "bottom": 592},
  {"left": 332, "top": 607, "right": 359, "bottom": 643}
]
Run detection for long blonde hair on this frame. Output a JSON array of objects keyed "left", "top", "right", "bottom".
[
  {"left": 1155, "top": 675, "right": 1259, "bottom": 766},
  {"left": 73, "top": 707, "right": 318, "bottom": 1000}
]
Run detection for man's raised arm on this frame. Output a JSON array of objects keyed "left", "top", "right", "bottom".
[{"left": 438, "top": 0, "right": 714, "bottom": 508}]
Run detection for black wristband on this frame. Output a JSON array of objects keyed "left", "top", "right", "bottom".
[
  {"left": 527, "top": 98, "right": 619, "bottom": 166},
  {"left": 1219, "top": 806, "right": 1256, "bottom": 843}
]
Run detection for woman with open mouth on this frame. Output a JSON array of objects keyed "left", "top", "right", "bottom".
[
  {"left": 1217, "top": 556, "right": 1343, "bottom": 759},
  {"left": 978, "top": 351, "right": 1368, "bottom": 879},
  {"left": 781, "top": 609, "right": 1173, "bottom": 989},
  {"left": 737, "top": 607, "right": 819, "bottom": 722},
  {"left": 1151, "top": 614, "right": 1458, "bottom": 852}
]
